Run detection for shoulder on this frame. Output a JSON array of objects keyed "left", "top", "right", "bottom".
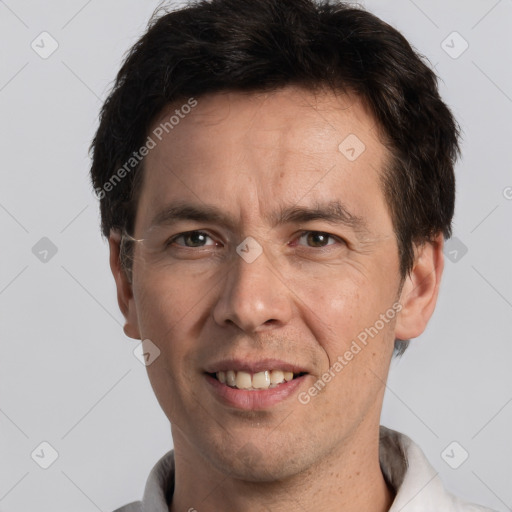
[
  {"left": 380, "top": 426, "right": 497, "bottom": 512},
  {"left": 111, "top": 450, "right": 175, "bottom": 512}
]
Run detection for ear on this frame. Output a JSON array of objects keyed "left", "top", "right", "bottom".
[
  {"left": 108, "top": 230, "right": 141, "bottom": 340},
  {"left": 394, "top": 233, "right": 445, "bottom": 341}
]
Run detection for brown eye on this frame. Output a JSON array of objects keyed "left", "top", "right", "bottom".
[
  {"left": 168, "top": 231, "right": 216, "bottom": 248},
  {"left": 296, "top": 231, "right": 340, "bottom": 248}
]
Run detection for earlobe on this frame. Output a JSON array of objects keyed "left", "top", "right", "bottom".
[
  {"left": 394, "top": 234, "right": 445, "bottom": 341},
  {"left": 108, "top": 230, "right": 141, "bottom": 340}
]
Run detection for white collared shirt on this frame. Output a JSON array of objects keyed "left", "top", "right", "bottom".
[{"left": 112, "top": 427, "right": 495, "bottom": 512}]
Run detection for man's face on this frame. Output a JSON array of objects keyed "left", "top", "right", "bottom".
[{"left": 126, "top": 86, "right": 404, "bottom": 479}]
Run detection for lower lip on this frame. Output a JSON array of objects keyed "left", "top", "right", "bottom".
[{"left": 205, "top": 374, "right": 307, "bottom": 410}]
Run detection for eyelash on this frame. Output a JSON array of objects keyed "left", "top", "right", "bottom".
[{"left": 165, "top": 230, "right": 345, "bottom": 250}]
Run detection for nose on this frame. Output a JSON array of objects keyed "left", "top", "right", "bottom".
[{"left": 212, "top": 245, "right": 294, "bottom": 333}]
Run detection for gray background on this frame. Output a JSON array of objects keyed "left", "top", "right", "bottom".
[{"left": 0, "top": 0, "right": 511, "bottom": 511}]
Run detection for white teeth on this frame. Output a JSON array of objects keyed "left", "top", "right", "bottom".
[
  {"left": 235, "top": 371, "right": 252, "bottom": 389},
  {"left": 270, "top": 370, "right": 284, "bottom": 385},
  {"left": 214, "top": 369, "right": 300, "bottom": 390},
  {"left": 226, "top": 370, "right": 236, "bottom": 387},
  {"left": 252, "top": 371, "right": 270, "bottom": 389}
]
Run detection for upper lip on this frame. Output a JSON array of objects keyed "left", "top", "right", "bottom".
[{"left": 204, "top": 358, "right": 309, "bottom": 375}]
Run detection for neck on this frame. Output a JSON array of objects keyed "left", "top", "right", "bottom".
[{"left": 169, "top": 424, "right": 395, "bottom": 512}]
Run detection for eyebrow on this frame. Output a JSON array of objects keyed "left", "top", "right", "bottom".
[{"left": 148, "top": 200, "right": 370, "bottom": 237}]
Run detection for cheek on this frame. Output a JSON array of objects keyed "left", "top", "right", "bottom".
[
  {"left": 294, "top": 265, "right": 397, "bottom": 373},
  {"left": 134, "top": 273, "right": 202, "bottom": 417},
  {"left": 296, "top": 270, "right": 378, "bottom": 337},
  {"left": 134, "top": 268, "right": 207, "bottom": 336},
  {"left": 133, "top": 268, "right": 217, "bottom": 380}
]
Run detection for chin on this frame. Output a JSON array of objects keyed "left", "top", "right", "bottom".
[{"left": 201, "top": 435, "right": 314, "bottom": 483}]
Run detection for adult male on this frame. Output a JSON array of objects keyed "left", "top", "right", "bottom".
[{"left": 90, "top": 0, "right": 495, "bottom": 510}]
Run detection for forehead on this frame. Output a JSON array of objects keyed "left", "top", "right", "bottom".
[
  {"left": 137, "top": 85, "right": 392, "bottom": 235},
  {"left": 151, "top": 86, "right": 383, "bottom": 162}
]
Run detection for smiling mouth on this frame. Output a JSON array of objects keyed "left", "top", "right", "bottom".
[{"left": 208, "top": 370, "right": 307, "bottom": 390}]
